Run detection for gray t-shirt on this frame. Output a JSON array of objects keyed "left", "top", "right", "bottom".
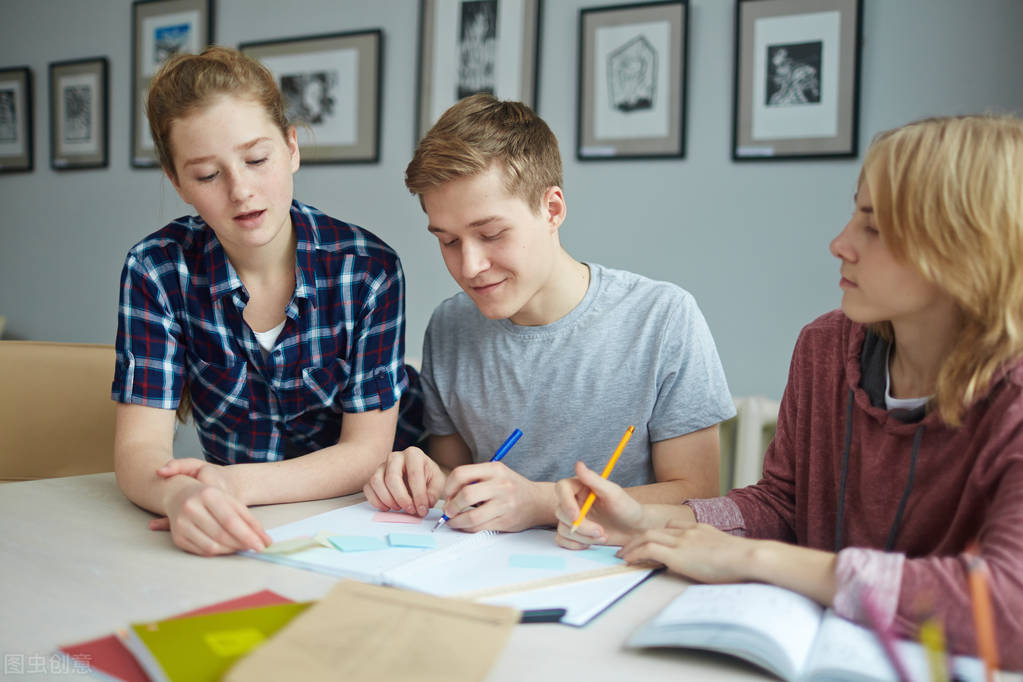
[{"left": 420, "top": 263, "right": 735, "bottom": 487}]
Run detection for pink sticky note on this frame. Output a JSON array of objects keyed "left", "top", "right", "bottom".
[{"left": 372, "top": 511, "right": 424, "bottom": 525}]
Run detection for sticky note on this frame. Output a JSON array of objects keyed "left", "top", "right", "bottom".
[
  {"left": 313, "top": 530, "right": 338, "bottom": 548},
  {"left": 372, "top": 511, "right": 424, "bottom": 525},
  {"left": 327, "top": 535, "right": 388, "bottom": 552},
  {"left": 203, "top": 628, "right": 266, "bottom": 657},
  {"left": 261, "top": 536, "right": 318, "bottom": 554},
  {"left": 508, "top": 554, "right": 566, "bottom": 571},
  {"left": 387, "top": 533, "right": 437, "bottom": 549},
  {"left": 578, "top": 546, "right": 625, "bottom": 565}
]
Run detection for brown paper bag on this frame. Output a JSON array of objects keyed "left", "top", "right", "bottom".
[{"left": 223, "top": 581, "right": 519, "bottom": 682}]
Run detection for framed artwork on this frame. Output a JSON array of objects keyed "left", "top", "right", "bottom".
[
  {"left": 131, "top": 0, "right": 213, "bottom": 168},
  {"left": 732, "top": 0, "right": 862, "bottom": 161},
  {"left": 242, "top": 30, "right": 382, "bottom": 164},
  {"left": 0, "top": 66, "right": 34, "bottom": 174},
  {"left": 49, "top": 57, "right": 109, "bottom": 170},
  {"left": 577, "top": 1, "right": 688, "bottom": 161},
  {"left": 416, "top": 0, "right": 541, "bottom": 140}
]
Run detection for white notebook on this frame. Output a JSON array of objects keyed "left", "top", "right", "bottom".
[
  {"left": 244, "top": 501, "right": 652, "bottom": 626},
  {"left": 629, "top": 583, "right": 986, "bottom": 681}
]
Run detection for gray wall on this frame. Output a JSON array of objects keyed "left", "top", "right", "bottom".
[{"left": 2, "top": 0, "right": 1022, "bottom": 407}]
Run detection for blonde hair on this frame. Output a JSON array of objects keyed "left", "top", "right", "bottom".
[
  {"left": 146, "top": 45, "right": 289, "bottom": 179},
  {"left": 863, "top": 114, "right": 1023, "bottom": 425},
  {"left": 405, "top": 93, "right": 562, "bottom": 212}
]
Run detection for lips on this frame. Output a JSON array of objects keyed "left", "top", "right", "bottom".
[
  {"left": 471, "top": 280, "right": 503, "bottom": 295},
  {"left": 234, "top": 209, "right": 264, "bottom": 221}
]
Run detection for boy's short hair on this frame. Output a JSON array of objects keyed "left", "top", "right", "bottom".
[{"left": 405, "top": 94, "right": 562, "bottom": 212}]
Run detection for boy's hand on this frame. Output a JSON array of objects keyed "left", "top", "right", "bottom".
[
  {"left": 363, "top": 447, "right": 446, "bottom": 518},
  {"left": 554, "top": 460, "right": 649, "bottom": 549},
  {"left": 441, "top": 462, "right": 553, "bottom": 532},
  {"left": 150, "top": 458, "right": 271, "bottom": 556}
]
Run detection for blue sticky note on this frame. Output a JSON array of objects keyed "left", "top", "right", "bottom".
[
  {"left": 327, "top": 535, "right": 387, "bottom": 552},
  {"left": 508, "top": 554, "right": 566, "bottom": 571},
  {"left": 578, "top": 546, "right": 625, "bottom": 565},
  {"left": 387, "top": 533, "right": 437, "bottom": 549}
]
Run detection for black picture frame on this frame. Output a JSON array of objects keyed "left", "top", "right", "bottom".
[
  {"left": 416, "top": 0, "right": 541, "bottom": 141},
  {"left": 131, "top": 0, "right": 213, "bottom": 168},
  {"left": 577, "top": 0, "right": 688, "bottom": 161},
  {"left": 49, "top": 57, "right": 109, "bottom": 171},
  {"left": 732, "top": 0, "right": 863, "bottom": 161},
  {"left": 242, "top": 29, "right": 383, "bottom": 164},
  {"left": 0, "top": 66, "right": 34, "bottom": 174}
]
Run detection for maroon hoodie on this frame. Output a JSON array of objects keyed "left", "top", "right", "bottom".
[{"left": 725, "top": 310, "right": 1023, "bottom": 664}]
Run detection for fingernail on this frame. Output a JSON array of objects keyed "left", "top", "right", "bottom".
[{"left": 417, "top": 505, "right": 427, "bottom": 516}]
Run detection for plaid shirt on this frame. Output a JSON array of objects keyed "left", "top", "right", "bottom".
[{"left": 113, "top": 200, "right": 422, "bottom": 464}]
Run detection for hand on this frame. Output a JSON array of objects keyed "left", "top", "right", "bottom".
[
  {"left": 148, "top": 458, "right": 271, "bottom": 556},
  {"left": 618, "top": 519, "right": 759, "bottom": 584},
  {"left": 441, "top": 462, "right": 551, "bottom": 533},
  {"left": 363, "top": 447, "right": 446, "bottom": 518},
  {"left": 554, "top": 460, "right": 649, "bottom": 549},
  {"left": 148, "top": 457, "right": 235, "bottom": 530}
]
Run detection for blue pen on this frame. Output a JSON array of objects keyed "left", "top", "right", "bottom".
[{"left": 431, "top": 428, "right": 523, "bottom": 532}]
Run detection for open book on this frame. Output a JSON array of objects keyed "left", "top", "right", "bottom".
[
  {"left": 629, "top": 583, "right": 986, "bottom": 682},
  {"left": 243, "top": 501, "right": 652, "bottom": 626}
]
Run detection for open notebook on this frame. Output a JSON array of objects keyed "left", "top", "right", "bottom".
[{"left": 243, "top": 501, "right": 653, "bottom": 626}]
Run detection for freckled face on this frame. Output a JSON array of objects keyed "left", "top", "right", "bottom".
[{"left": 167, "top": 95, "right": 300, "bottom": 254}]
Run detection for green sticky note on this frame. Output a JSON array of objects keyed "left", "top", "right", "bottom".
[
  {"left": 386, "top": 533, "right": 437, "bottom": 549},
  {"left": 578, "top": 546, "right": 625, "bottom": 565},
  {"left": 508, "top": 554, "right": 566, "bottom": 570},
  {"left": 327, "top": 535, "right": 387, "bottom": 552}
]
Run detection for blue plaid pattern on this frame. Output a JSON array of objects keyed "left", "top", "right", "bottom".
[{"left": 113, "top": 200, "right": 423, "bottom": 464}]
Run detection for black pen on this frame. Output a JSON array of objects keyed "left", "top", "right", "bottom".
[{"left": 519, "top": 608, "right": 567, "bottom": 624}]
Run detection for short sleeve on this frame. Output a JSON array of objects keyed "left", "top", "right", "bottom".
[
  {"left": 648, "top": 291, "right": 736, "bottom": 441},
  {"left": 111, "top": 253, "right": 186, "bottom": 409},
  {"left": 339, "top": 254, "right": 409, "bottom": 413}
]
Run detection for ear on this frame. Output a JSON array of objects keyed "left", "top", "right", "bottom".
[
  {"left": 542, "top": 185, "right": 567, "bottom": 234},
  {"left": 286, "top": 126, "right": 301, "bottom": 173}
]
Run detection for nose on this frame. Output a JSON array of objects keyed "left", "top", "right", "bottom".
[
  {"left": 226, "top": 167, "right": 253, "bottom": 204},
  {"left": 829, "top": 218, "right": 856, "bottom": 262},
  {"left": 461, "top": 240, "right": 490, "bottom": 279}
]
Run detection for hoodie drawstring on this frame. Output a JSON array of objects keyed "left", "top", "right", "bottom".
[{"left": 834, "top": 388, "right": 925, "bottom": 552}]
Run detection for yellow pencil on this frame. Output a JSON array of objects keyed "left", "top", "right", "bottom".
[
  {"left": 966, "top": 544, "right": 999, "bottom": 682},
  {"left": 918, "top": 617, "right": 949, "bottom": 682},
  {"left": 571, "top": 425, "right": 635, "bottom": 531}
]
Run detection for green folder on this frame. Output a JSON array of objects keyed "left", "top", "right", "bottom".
[{"left": 121, "top": 601, "right": 311, "bottom": 682}]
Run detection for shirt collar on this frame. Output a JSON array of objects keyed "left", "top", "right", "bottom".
[{"left": 203, "top": 201, "right": 318, "bottom": 308}]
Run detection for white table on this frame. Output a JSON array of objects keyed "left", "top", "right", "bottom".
[{"left": 0, "top": 473, "right": 771, "bottom": 681}]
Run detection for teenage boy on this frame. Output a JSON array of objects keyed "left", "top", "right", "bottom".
[{"left": 363, "top": 94, "right": 734, "bottom": 532}]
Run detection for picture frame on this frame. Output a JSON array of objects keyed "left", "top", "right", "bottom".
[
  {"left": 577, "top": 1, "right": 688, "bottom": 161},
  {"left": 0, "top": 66, "right": 34, "bottom": 174},
  {"left": 131, "top": 0, "right": 213, "bottom": 168},
  {"left": 416, "top": 0, "right": 541, "bottom": 141},
  {"left": 242, "top": 30, "right": 383, "bottom": 164},
  {"left": 732, "top": 0, "right": 863, "bottom": 161},
  {"left": 49, "top": 57, "right": 109, "bottom": 171}
]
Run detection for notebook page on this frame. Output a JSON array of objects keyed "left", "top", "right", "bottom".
[
  {"left": 243, "top": 502, "right": 490, "bottom": 581},
  {"left": 808, "top": 611, "right": 987, "bottom": 682},
  {"left": 643, "top": 583, "right": 823, "bottom": 679},
  {"left": 384, "top": 527, "right": 646, "bottom": 597}
]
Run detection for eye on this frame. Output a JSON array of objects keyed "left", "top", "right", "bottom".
[
  {"left": 480, "top": 230, "right": 506, "bottom": 242},
  {"left": 247, "top": 157, "right": 267, "bottom": 167},
  {"left": 196, "top": 171, "right": 218, "bottom": 183},
  {"left": 441, "top": 237, "right": 459, "bottom": 248},
  {"left": 864, "top": 225, "right": 879, "bottom": 236}
]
